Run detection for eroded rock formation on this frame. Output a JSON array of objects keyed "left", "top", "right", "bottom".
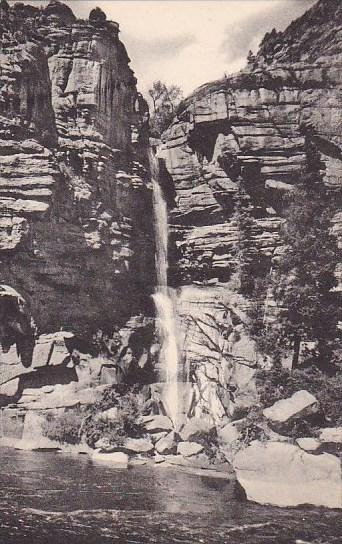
[
  {"left": 0, "top": 1, "right": 153, "bottom": 340},
  {"left": 0, "top": 285, "right": 36, "bottom": 367}
]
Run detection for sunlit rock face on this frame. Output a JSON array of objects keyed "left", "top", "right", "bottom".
[
  {"left": 159, "top": 0, "right": 342, "bottom": 406},
  {"left": 0, "top": 1, "right": 153, "bottom": 336},
  {"left": 161, "top": 0, "right": 342, "bottom": 285}
]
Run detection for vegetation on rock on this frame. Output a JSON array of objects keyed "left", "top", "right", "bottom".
[
  {"left": 42, "top": 386, "right": 144, "bottom": 447},
  {"left": 247, "top": 141, "right": 341, "bottom": 371},
  {"left": 42, "top": 409, "right": 84, "bottom": 445},
  {"left": 82, "top": 386, "right": 144, "bottom": 448},
  {"left": 148, "top": 80, "right": 183, "bottom": 137}
]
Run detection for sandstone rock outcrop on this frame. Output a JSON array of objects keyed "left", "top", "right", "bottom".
[
  {"left": 0, "top": 1, "right": 153, "bottom": 346},
  {"left": 233, "top": 441, "right": 342, "bottom": 509},
  {"left": 263, "top": 390, "right": 319, "bottom": 431},
  {"left": 0, "top": 285, "right": 36, "bottom": 368}
]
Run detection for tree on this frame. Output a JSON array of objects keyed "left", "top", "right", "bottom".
[
  {"left": 265, "top": 141, "right": 341, "bottom": 369},
  {"left": 148, "top": 80, "right": 183, "bottom": 137},
  {"left": 89, "top": 6, "right": 106, "bottom": 24},
  {"left": 233, "top": 175, "right": 258, "bottom": 295}
]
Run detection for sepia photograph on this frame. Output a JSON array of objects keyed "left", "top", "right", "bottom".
[{"left": 0, "top": 0, "right": 341, "bottom": 542}]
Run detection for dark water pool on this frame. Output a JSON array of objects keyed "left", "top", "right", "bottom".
[{"left": 0, "top": 448, "right": 340, "bottom": 544}]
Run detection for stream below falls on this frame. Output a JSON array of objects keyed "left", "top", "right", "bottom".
[{"left": 0, "top": 448, "right": 341, "bottom": 544}]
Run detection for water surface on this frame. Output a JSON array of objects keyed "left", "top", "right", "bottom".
[{"left": 0, "top": 448, "right": 340, "bottom": 543}]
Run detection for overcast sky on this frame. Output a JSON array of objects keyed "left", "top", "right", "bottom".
[{"left": 24, "top": 1, "right": 316, "bottom": 96}]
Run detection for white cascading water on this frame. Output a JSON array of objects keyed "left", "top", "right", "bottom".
[{"left": 150, "top": 150, "right": 179, "bottom": 424}]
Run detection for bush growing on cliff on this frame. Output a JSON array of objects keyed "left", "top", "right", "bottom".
[
  {"left": 42, "top": 409, "right": 84, "bottom": 445},
  {"left": 82, "top": 386, "right": 144, "bottom": 448},
  {"left": 248, "top": 141, "right": 341, "bottom": 370},
  {"left": 42, "top": 387, "right": 144, "bottom": 447},
  {"left": 256, "top": 364, "right": 342, "bottom": 428}
]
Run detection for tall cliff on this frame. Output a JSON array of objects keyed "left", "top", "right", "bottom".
[
  {"left": 0, "top": 1, "right": 153, "bottom": 338},
  {"left": 162, "top": 0, "right": 341, "bottom": 282},
  {"left": 159, "top": 0, "right": 342, "bottom": 406}
]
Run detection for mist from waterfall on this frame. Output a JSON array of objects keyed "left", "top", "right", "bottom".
[{"left": 150, "top": 150, "right": 179, "bottom": 423}]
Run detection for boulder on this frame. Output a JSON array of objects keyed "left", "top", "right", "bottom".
[
  {"left": 155, "top": 431, "right": 177, "bottom": 455},
  {"left": 217, "top": 419, "right": 244, "bottom": 462},
  {"left": 123, "top": 438, "right": 154, "bottom": 454},
  {"left": 141, "top": 415, "right": 173, "bottom": 433},
  {"left": 100, "top": 407, "right": 119, "bottom": 421},
  {"left": 296, "top": 437, "right": 321, "bottom": 453},
  {"left": 32, "top": 332, "right": 73, "bottom": 368},
  {"left": 41, "top": 385, "right": 55, "bottom": 394},
  {"left": 233, "top": 441, "right": 342, "bottom": 509},
  {"left": 318, "top": 427, "right": 342, "bottom": 454},
  {"left": 92, "top": 450, "right": 128, "bottom": 467},
  {"left": 177, "top": 441, "right": 204, "bottom": 457},
  {"left": 94, "top": 437, "right": 114, "bottom": 452},
  {"left": 263, "top": 390, "right": 318, "bottom": 430},
  {"left": 179, "top": 417, "right": 214, "bottom": 442},
  {"left": 319, "top": 427, "right": 342, "bottom": 444},
  {"left": 150, "top": 431, "right": 168, "bottom": 443},
  {"left": 165, "top": 453, "right": 211, "bottom": 469},
  {"left": 218, "top": 420, "right": 241, "bottom": 445}
]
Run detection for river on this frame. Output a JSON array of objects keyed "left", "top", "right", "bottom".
[{"left": 0, "top": 448, "right": 340, "bottom": 544}]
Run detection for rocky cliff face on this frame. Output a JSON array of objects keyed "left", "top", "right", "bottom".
[
  {"left": 161, "top": 0, "right": 342, "bottom": 284},
  {"left": 0, "top": 1, "right": 153, "bottom": 339},
  {"left": 159, "top": 0, "right": 342, "bottom": 407}
]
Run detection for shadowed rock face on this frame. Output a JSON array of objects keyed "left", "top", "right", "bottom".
[
  {"left": 0, "top": 285, "right": 36, "bottom": 368},
  {"left": 0, "top": 2, "right": 154, "bottom": 335}
]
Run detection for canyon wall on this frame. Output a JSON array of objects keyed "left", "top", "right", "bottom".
[
  {"left": 159, "top": 0, "right": 342, "bottom": 408},
  {"left": 0, "top": 1, "right": 153, "bottom": 341}
]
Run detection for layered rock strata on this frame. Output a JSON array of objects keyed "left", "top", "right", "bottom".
[
  {"left": 161, "top": 0, "right": 342, "bottom": 284},
  {"left": 0, "top": 1, "right": 153, "bottom": 341}
]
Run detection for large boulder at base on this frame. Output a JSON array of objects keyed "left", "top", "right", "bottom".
[
  {"left": 263, "top": 390, "right": 318, "bottom": 430},
  {"left": 123, "top": 438, "right": 154, "bottom": 454},
  {"left": 177, "top": 441, "right": 204, "bottom": 457},
  {"left": 141, "top": 414, "right": 173, "bottom": 433},
  {"left": 179, "top": 417, "right": 214, "bottom": 442},
  {"left": 155, "top": 431, "right": 177, "bottom": 455},
  {"left": 233, "top": 441, "right": 342, "bottom": 509}
]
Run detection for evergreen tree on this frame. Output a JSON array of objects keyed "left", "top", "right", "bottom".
[{"left": 270, "top": 141, "right": 341, "bottom": 369}]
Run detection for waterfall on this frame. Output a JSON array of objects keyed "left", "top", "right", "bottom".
[{"left": 150, "top": 150, "right": 179, "bottom": 423}]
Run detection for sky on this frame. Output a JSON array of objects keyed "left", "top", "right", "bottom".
[{"left": 20, "top": 0, "right": 316, "bottom": 97}]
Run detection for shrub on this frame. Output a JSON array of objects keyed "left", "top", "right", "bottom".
[
  {"left": 237, "top": 406, "right": 268, "bottom": 446},
  {"left": 42, "top": 409, "right": 84, "bottom": 445},
  {"left": 256, "top": 364, "right": 342, "bottom": 427},
  {"left": 82, "top": 386, "right": 144, "bottom": 448}
]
